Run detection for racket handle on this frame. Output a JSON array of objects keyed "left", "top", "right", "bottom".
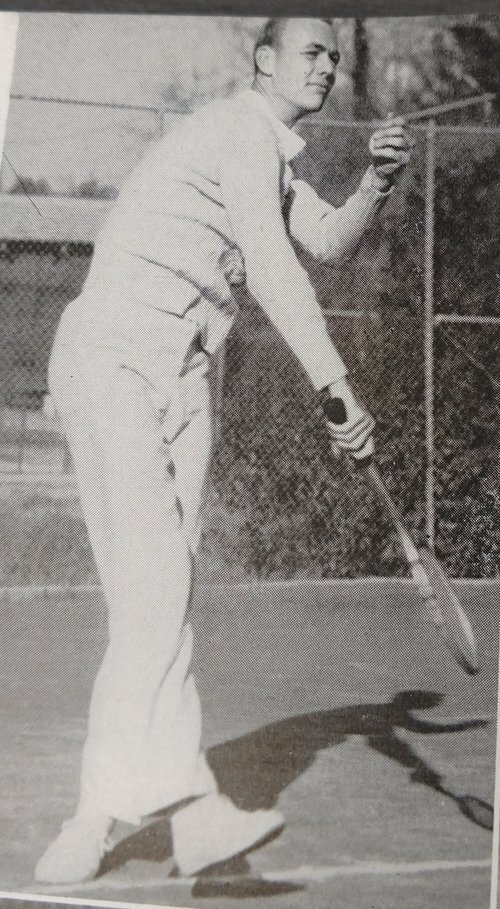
[
  {"left": 322, "top": 397, "right": 374, "bottom": 467},
  {"left": 323, "top": 401, "right": 411, "bottom": 550},
  {"left": 351, "top": 453, "right": 373, "bottom": 469},
  {"left": 322, "top": 397, "right": 347, "bottom": 424}
]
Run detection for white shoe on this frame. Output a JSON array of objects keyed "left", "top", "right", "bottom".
[
  {"left": 34, "top": 814, "right": 115, "bottom": 884},
  {"left": 172, "top": 793, "right": 284, "bottom": 877}
]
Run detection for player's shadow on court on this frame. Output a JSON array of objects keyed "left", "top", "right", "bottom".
[
  {"left": 207, "top": 690, "right": 492, "bottom": 832},
  {"left": 100, "top": 690, "right": 492, "bottom": 891}
]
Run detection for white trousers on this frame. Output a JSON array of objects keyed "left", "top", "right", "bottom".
[{"left": 48, "top": 292, "right": 218, "bottom": 824}]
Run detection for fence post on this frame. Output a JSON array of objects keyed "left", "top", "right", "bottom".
[{"left": 424, "top": 119, "right": 436, "bottom": 549}]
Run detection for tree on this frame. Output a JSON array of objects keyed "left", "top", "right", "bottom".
[
  {"left": 366, "top": 15, "right": 499, "bottom": 119},
  {"left": 9, "top": 176, "right": 52, "bottom": 196},
  {"left": 73, "top": 178, "right": 118, "bottom": 200},
  {"left": 451, "top": 19, "right": 500, "bottom": 116},
  {"left": 352, "top": 19, "right": 372, "bottom": 120}
]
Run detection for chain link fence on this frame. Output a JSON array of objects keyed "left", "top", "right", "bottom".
[
  {"left": 0, "top": 232, "right": 94, "bottom": 473},
  {"left": 0, "top": 100, "right": 498, "bottom": 583}
]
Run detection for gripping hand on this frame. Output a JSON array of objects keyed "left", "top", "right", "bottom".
[
  {"left": 322, "top": 378, "right": 375, "bottom": 463},
  {"left": 369, "top": 116, "right": 414, "bottom": 185}
]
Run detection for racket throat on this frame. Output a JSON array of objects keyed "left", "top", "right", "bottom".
[{"left": 410, "top": 562, "right": 445, "bottom": 628}]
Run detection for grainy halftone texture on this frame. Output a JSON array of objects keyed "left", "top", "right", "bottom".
[
  {"left": 0, "top": 120, "right": 498, "bottom": 582},
  {"left": 0, "top": 19, "right": 498, "bottom": 909},
  {"left": 0, "top": 580, "right": 497, "bottom": 907}
]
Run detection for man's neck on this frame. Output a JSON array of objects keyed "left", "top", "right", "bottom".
[{"left": 251, "top": 79, "right": 303, "bottom": 128}]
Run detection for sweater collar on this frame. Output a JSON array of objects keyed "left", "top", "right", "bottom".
[{"left": 240, "top": 89, "right": 307, "bottom": 162}]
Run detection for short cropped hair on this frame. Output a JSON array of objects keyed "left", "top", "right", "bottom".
[{"left": 253, "top": 18, "right": 334, "bottom": 73}]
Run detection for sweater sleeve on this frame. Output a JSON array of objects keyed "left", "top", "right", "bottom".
[
  {"left": 288, "top": 166, "right": 392, "bottom": 265},
  {"left": 219, "top": 109, "right": 347, "bottom": 391}
]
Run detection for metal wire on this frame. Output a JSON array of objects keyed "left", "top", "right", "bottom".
[
  {"left": 439, "top": 325, "right": 500, "bottom": 391},
  {"left": 9, "top": 93, "right": 182, "bottom": 116}
]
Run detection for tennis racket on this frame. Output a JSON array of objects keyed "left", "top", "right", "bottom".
[
  {"left": 323, "top": 397, "right": 480, "bottom": 675},
  {"left": 362, "top": 461, "right": 479, "bottom": 675}
]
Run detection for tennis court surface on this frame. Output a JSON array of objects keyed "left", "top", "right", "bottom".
[{"left": 1, "top": 578, "right": 497, "bottom": 909}]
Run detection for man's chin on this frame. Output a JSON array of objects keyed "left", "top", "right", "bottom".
[
  {"left": 301, "top": 90, "right": 330, "bottom": 112},
  {"left": 304, "top": 96, "right": 327, "bottom": 113}
]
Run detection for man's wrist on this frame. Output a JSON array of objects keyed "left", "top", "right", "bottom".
[
  {"left": 369, "top": 167, "right": 394, "bottom": 193},
  {"left": 358, "top": 165, "right": 395, "bottom": 197},
  {"left": 326, "top": 376, "right": 350, "bottom": 397}
]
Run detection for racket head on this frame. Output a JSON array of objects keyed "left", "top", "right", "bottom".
[
  {"left": 417, "top": 548, "right": 480, "bottom": 676},
  {"left": 455, "top": 794, "right": 494, "bottom": 831}
]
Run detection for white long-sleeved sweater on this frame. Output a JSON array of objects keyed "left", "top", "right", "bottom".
[{"left": 84, "top": 88, "right": 392, "bottom": 390}]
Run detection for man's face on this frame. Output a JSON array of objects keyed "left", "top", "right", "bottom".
[{"left": 267, "top": 19, "right": 340, "bottom": 114}]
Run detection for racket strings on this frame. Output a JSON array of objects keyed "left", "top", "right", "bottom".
[{"left": 418, "top": 548, "right": 479, "bottom": 674}]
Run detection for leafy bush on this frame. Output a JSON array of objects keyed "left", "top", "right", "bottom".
[{"left": 210, "top": 125, "right": 500, "bottom": 578}]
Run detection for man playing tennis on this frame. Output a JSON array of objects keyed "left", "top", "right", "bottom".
[{"left": 36, "top": 17, "right": 413, "bottom": 883}]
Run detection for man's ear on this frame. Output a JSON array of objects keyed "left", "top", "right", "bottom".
[{"left": 255, "top": 45, "right": 275, "bottom": 78}]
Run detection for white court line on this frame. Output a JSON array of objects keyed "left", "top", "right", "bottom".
[
  {"left": 264, "top": 858, "right": 492, "bottom": 882},
  {"left": 15, "top": 856, "right": 492, "bottom": 900}
]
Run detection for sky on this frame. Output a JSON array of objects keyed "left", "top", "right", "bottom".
[{"left": 1, "top": 13, "right": 357, "bottom": 194}]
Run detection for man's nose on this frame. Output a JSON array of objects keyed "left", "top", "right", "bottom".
[{"left": 318, "top": 53, "right": 336, "bottom": 77}]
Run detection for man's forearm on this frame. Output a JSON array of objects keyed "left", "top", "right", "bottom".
[
  {"left": 245, "top": 248, "right": 347, "bottom": 391},
  {"left": 289, "top": 165, "right": 392, "bottom": 266}
]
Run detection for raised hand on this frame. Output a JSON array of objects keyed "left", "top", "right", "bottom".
[{"left": 369, "top": 115, "right": 415, "bottom": 185}]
